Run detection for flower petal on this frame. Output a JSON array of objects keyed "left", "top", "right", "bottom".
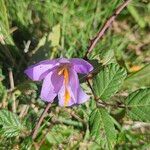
[
  {"left": 77, "top": 87, "right": 89, "bottom": 104},
  {"left": 70, "top": 58, "right": 93, "bottom": 74},
  {"left": 69, "top": 69, "right": 89, "bottom": 104},
  {"left": 40, "top": 70, "right": 63, "bottom": 102},
  {"left": 58, "top": 58, "right": 70, "bottom": 64},
  {"left": 58, "top": 69, "right": 89, "bottom": 106},
  {"left": 58, "top": 85, "right": 75, "bottom": 106},
  {"left": 24, "top": 59, "right": 59, "bottom": 81}
]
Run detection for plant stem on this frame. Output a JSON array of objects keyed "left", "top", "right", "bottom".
[
  {"left": 86, "top": 78, "right": 98, "bottom": 100},
  {"left": 8, "top": 68, "right": 15, "bottom": 91},
  {"left": 84, "top": 0, "right": 132, "bottom": 58},
  {"left": 97, "top": 101, "right": 125, "bottom": 108},
  {"left": 32, "top": 103, "right": 51, "bottom": 140},
  {"left": 8, "top": 68, "right": 16, "bottom": 112}
]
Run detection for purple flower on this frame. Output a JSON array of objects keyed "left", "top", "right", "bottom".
[{"left": 24, "top": 58, "right": 93, "bottom": 106}]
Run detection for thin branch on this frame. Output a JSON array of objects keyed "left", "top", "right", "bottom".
[
  {"left": 19, "top": 105, "right": 29, "bottom": 118},
  {"left": 32, "top": 103, "right": 51, "bottom": 140},
  {"left": 97, "top": 101, "right": 125, "bottom": 108},
  {"left": 10, "top": 26, "right": 18, "bottom": 34},
  {"left": 8, "top": 68, "right": 16, "bottom": 112},
  {"left": 0, "top": 26, "right": 18, "bottom": 43},
  {"left": 86, "top": 78, "right": 98, "bottom": 100},
  {"left": 84, "top": 0, "right": 132, "bottom": 58},
  {"left": 8, "top": 68, "right": 15, "bottom": 91},
  {"left": 123, "top": 121, "right": 150, "bottom": 130},
  {"left": 70, "top": 111, "right": 86, "bottom": 126},
  {"left": 62, "top": 108, "right": 86, "bottom": 125}
]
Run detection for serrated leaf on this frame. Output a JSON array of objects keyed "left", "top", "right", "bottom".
[
  {"left": 126, "top": 88, "right": 150, "bottom": 122},
  {"left": 93, "top": 63, "right": 127, "bottom": 100},
  {"left": 90, "top": 108, "right": 117, "bottom": 150},
  {"left": 0, "top": 109, "right": 26, "bottom": 138}
]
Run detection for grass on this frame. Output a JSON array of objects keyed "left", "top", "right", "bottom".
[{"left": 0, "top": 0, "right": 150, "bottom": 149}]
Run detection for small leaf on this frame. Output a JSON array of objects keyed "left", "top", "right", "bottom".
[
  {"left": 48, "top": 24, "right": 60, "bottom": 47},
  {"left": 0, "top": 109, "right": 26, "bottom": 138},
  {"left": 90, "top": 108, "right": 117, "bottom": 150},
  {"left": 93, "top": 63, "right": 127, "bottom": 100},
  {"left": 126, "top": 88, "right": 150, "bottom": 122}
]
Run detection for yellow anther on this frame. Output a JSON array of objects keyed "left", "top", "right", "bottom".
[
  {"left": 64, "top": 68, "right": 69, "bottom": 85},
  {"left": 64, "top": 88, "right": 70, "bottom": 106},
  {"left": 57, "top": 65, "right": 70, "bottom": 106},
  {"left": 58, "top": 68, "right": 65, "bottom": 75}
]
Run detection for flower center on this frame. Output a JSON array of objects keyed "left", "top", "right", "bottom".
[{"left": 58, "top": 65, "right": 70, "bottom": 106}]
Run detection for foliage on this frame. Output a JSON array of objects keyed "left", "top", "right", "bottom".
[
  {"left": 90, "top": 108, "right": 117, "bottom": 149},
  {"left": 0, "top": 0, "right": 150, "bottom": 149},
  {"left": 0, "top": 109, "right": 27, "bottom": 138},
  {"left": 93, "top": 63, "right": 127, "bottom": 100},
  {"left": 126, "top": 88, "right": 150, "bottom": 122}
]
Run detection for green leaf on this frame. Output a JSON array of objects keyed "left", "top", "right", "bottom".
[
  {"left": 0, "top": 109, "right": 26, "bottom": 138},
  {"left": 0, "top": 82, "right": 6, "bottom": 102},
  {"left": 90, "top": 108, "right": 117, "bottom": 150},
  {"left": 20, "top": 136, "right": 32, "bottom": 150},
  {"left": 124, "top": 64, "right": 150, "bottom": 88},
  {"left": 0, "top": 68, "right": 5, "bottom": 80},
  {"left": 93, "top": 63, "right": 127, "bottom": 100},
  {"left": 48, "top": 24, "right": 60, "bottom": 47},
  {"left": 126, "top": 88, "right": 150, "bottom": 122}
]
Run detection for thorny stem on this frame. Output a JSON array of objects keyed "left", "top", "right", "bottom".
[
  {"left": 85, "top": 0, "right": 131, "bottom": 108},
  {"left": 84, "top": 0, "right": 132, "bottom": 58},
  {"left": 32, "top": 103, "right": 51, "bottom": 140},
  {"left": 86, "top": 78, "right": 98, "bottom": 100}
]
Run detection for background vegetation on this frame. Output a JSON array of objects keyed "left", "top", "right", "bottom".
[{"left": 0, "top": 0, "right": 150, "bottom": 149}]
